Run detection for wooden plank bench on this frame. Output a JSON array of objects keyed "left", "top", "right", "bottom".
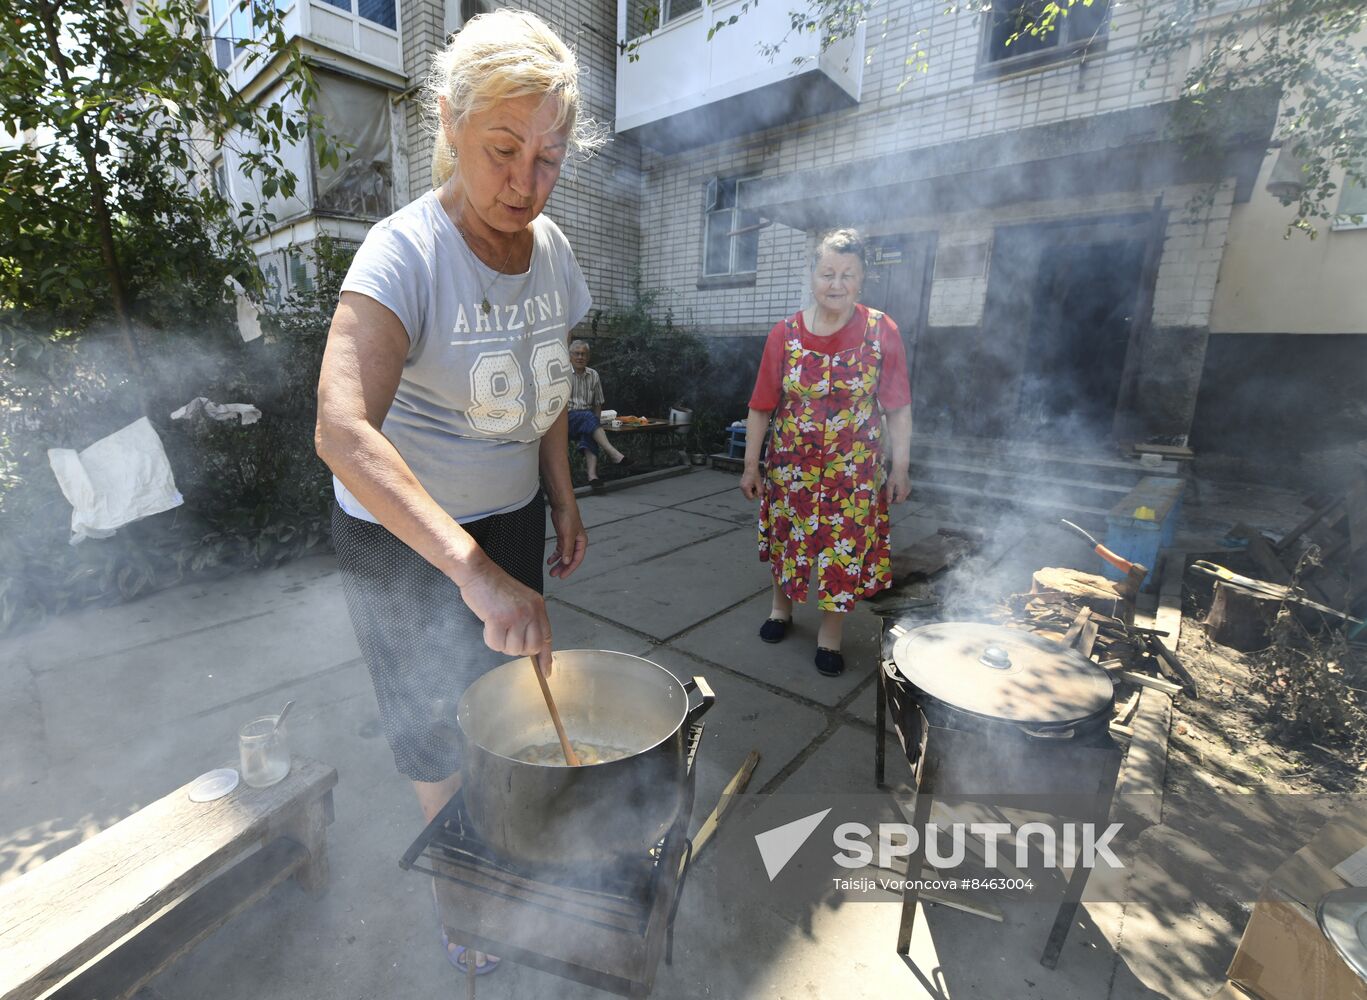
[{"left": 0, "top": 756, "right": 337, "bottom": 1000}]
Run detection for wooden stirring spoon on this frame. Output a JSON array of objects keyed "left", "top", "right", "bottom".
[{"left": 531, "top": 650, "right": 581, "bottom": 766}]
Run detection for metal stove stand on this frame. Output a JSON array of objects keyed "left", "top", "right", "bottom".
[
  {"left": 399, "top": 722, "right": 704, "bottom": 999},
  {"left": 875, "top": 626, "right": 1122, "bottom": 970}
]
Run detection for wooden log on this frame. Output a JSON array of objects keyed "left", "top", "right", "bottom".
[
  {"left": 1031, "top": 568, "right": 1132, "bottom": 622},
  {"left": 1205, "top": 580, "right": 1277, "bottom": 652},
  {"left": 1274, "top": 498, "right": 1344, "bottom": 555},
  {"left": 1114, "top": 691, "right": 1141, "bottom": 726}
]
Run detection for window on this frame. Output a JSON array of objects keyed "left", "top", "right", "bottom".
[
  {"left": 287, "top": 250, "right": 314, "bottom": 295},
  {"left": 260, "top": 250, "right": 287, "bottom": 307},
  {"left": 702, "top": 177, "right": 760, "bottom": 277},
  {"left": 211, "top": 156, "right": 230, "bottom": 201},
  {"left": 207, "top": 0, "right": 299, "bottom": 70},
  {"left": 444, "top": 0, "right": 489, "bottom": 39},
  {"left": 319, "top": 0, "right": 395, "bottom": 29},
  {"left": 982, "top": 0, "right": 1109, "bottom": 74},
  {"left": 662, "top": 0, "right": 702, "bottom": 24}
]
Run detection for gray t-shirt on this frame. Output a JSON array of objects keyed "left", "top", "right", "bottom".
[{"left": 335, "top": 191, "right": 591, "bottom": 523}]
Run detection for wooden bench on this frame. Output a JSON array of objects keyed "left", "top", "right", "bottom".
[{"left": 0, "top": 756, "right": 337, "bottom": 1000}]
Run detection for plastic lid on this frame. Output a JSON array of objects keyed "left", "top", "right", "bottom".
[{"left": 188, "top": 768, "right": 240, "bottom": 802}]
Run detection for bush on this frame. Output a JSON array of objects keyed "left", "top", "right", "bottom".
[
  {"left": 589, "top": 288, "right": 748, "bottom": 456},
  {"left": 0, "top": 240, "right": 349, "bottom": 636}
]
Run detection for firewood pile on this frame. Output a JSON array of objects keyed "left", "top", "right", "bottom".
[{"left": 984, "top": 567, "right": 1199, "bottom": 741}]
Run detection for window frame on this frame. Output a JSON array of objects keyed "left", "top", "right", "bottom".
[
  {"left": 977, "top": 0, "right": 1111, "bottom": 79},
  {"left": 701, "top": 175, "right": 761, "bottom": 280},
  {"left": 661, "top": 0, "right": 703, "bottom": 26}
]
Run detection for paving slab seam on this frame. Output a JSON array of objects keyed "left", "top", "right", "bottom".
[
  {"left": 625, "top": 525, "right": 750, "bottom": 571},
  {"left": 545, "top": 596, "right": 670, "bottom": 647},
  {"left": 652, "top": 637, "right": 880, "bottom": 736},
  {"left": 652, "top": 584, "right": 776, "bottom": 645},
  {"left": 28, "top": 606, "right": 283, "bottom": 670},
  {"left": 552, "top": 518, "right": 742, "bottom": 559},
  {"left": 183, "top": 656, "right": 365, "bottom": 720},
  {"left": 755, "top": 719, "right": 847, "bottom": 796}
]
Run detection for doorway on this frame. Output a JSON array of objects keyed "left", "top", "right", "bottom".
[
  {"left": 979, "top": 212, "right": 1158, "bottom": 445},
  {"left": 861, "top": 234, "right": 935, "bottom": 423}
]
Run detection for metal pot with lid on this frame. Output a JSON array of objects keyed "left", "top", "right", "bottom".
[{"left": 887, "top": 622, "right": 1115, "bottom": 742}]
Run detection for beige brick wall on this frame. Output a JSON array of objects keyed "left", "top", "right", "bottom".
[
  {"left": 395, "top": 0, "right": 642, "bottom": 316},
  {"left": 635, "top": 0, "right": 1199, "bottom": 337}
]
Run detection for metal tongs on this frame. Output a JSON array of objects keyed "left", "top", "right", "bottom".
[{"left": 1190, "top": 560, "right": 1364, "bottom": 624}]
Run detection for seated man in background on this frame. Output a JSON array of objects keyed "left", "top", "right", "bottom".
[{"left": 567, "top": 340, "right": 632, "bottom": 487}]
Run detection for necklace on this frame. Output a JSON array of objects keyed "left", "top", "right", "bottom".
[{"left": 456, "top": 217, "right": 518, "bottom": 314}]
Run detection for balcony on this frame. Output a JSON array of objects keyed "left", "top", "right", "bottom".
[
  {"left": 208, "top": 0, "right": 403, "bottom": 95},
  {"left": 616, "top": 0, "right": 864, "bottom": 152}
]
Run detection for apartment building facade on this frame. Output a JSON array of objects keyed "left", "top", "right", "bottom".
[{"left": 214, "top": 0, "right": 1365, "bottom": 471}]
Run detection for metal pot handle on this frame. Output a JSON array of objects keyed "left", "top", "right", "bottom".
[
  {"left": 1019, "top": 725, "right": 1076, "bottom": 740},
  {"left": 683, "top": 676, "right": 716, "bottom": 725}
]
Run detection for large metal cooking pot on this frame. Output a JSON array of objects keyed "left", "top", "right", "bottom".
[{"left": 455, "top": 650, "right": 714, "bottom": 870}]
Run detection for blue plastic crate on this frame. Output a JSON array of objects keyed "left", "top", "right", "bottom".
[
  {"left": 1103, "top": 476, "right": 1184, "bottom": 590},
  {"left": 727, "top": 422, "right": 747, "bottom": 459}
]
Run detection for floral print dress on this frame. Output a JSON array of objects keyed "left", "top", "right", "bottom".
[{"left": 758, "top": 308, "right": 892, "bottom": 612}]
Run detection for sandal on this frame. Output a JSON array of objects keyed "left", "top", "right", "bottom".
[
  {"left": 433, "top": 878, "right": 500, "bottom": 975},
  {"left": 758, "top": 618, "right": 789, "bottom": 643},
  {"left": 814, "top": 647, "right": 845, "bottom": 676},
  {"left": 443, "top": 930, "right": 501, "bottom": 976}
]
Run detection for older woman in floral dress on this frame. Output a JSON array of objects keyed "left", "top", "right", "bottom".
[{"left": 739, "top": 229, "right": 913, "bottom": 676}]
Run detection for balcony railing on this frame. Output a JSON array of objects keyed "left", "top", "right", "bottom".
[{"left": 208, "top": 0, "right": 402, "bottom": 92}]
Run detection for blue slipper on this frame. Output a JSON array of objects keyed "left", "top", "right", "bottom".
[
  {"left": 442, "top": 929, "right": 501, "bottom": 975},
  {"left": 433, "top": 878, "right": 500, "bottom": 975}
]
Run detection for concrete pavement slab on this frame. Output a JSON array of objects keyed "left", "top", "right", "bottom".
[
  {"left": 552, "top": 527, "right": 771, "bottom": 640},
  {"left": 606, "top": 468, "right": 738, "bottom": 506},
  {"left": 639, "top": 645, "right": 829, "bottom": 834},
  {"left": 674, "top": 487, "right": 757, "bottom": 527},
  {"left": 730, "top": 725, "right": 1151, "bottom": 999},
  {"left": 671, "top": 593, "right": 881, "bottom": 706},
  {"left": 546, "top": 600, "right": 656, "bottom": 656},
  {"left": 544, "top": 492, "right": 664, "bottom": 539},
  {"left": 543, "top": 507, "right": 738, "bottom": 587},
  {"left": 27, "top": 581, "right": 360, "bottom": 762},
  {"left": 8, "top": 555, "right": 344, "bottom": 673}
]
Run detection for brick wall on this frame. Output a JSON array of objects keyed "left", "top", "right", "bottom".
[
  {"left": 634, "top": 0, "right": 1195, "bottom": 338},
  {"left": 396, "top": 0, "right": 642, "bottom": 315}
]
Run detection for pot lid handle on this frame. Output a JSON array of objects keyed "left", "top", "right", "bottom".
[{"left": 979, "top": 645, "right": 1012, "bottom": 670}]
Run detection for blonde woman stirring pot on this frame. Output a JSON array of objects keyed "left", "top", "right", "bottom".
[{"left": 315, "top": 11, "right": 605, "bottom": 976}]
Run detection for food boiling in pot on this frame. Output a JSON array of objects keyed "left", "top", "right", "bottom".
[{"left": 511, "top": 740, "right": 632, "bottom": 766}]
